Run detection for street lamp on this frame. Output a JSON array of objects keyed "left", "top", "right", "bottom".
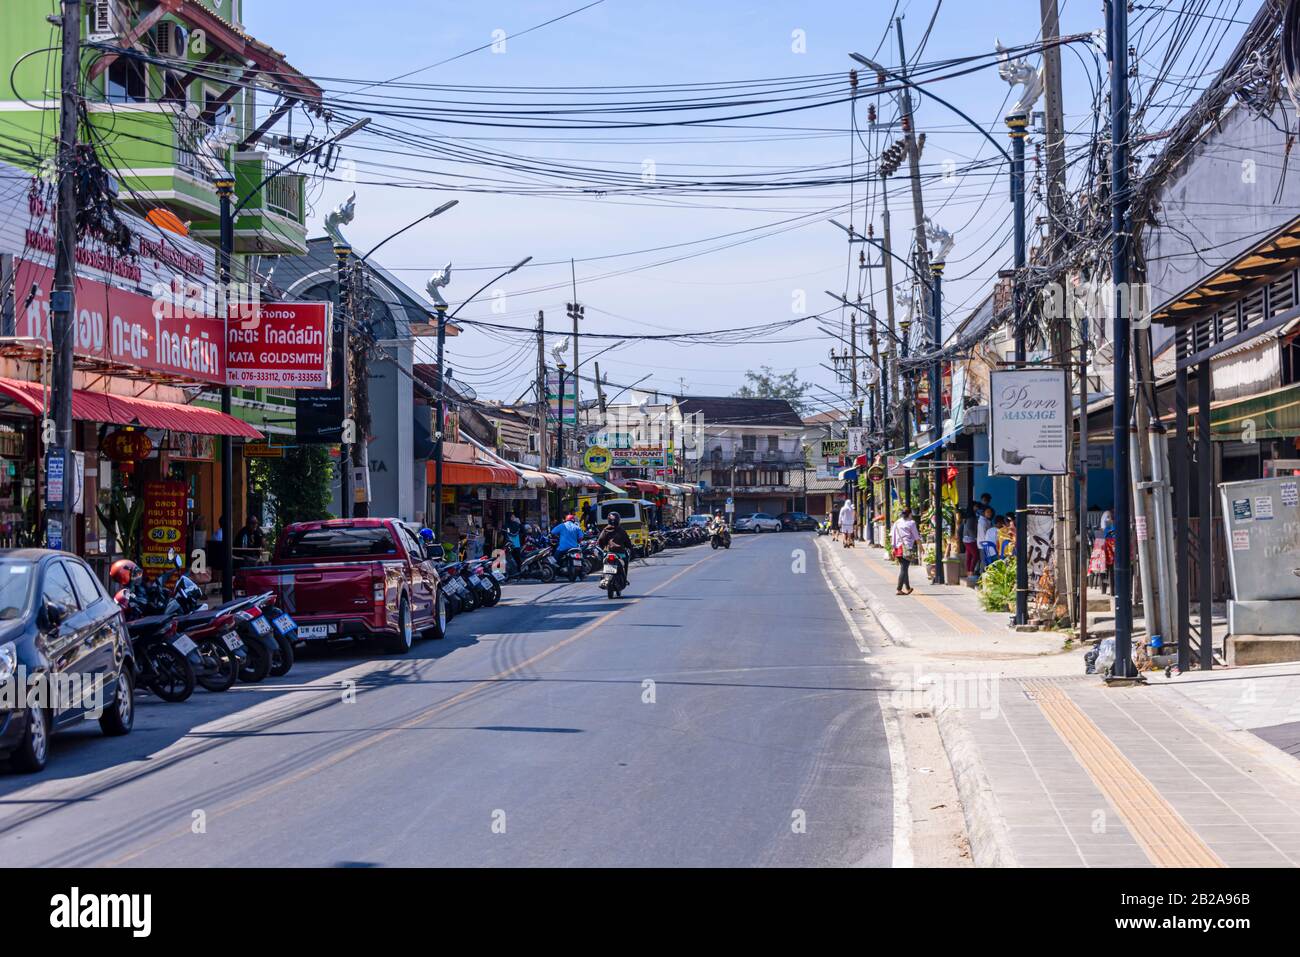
[
  {"left": 554, "top": 357, "right": 568, "bottom": 468},
  {"left": 213, "top": 116, "right": 370, "bottom": 601},
  {"left": 432, "top": 255, "right": 532, "bottom": 539}
]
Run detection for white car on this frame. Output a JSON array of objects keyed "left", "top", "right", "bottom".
[{"left": 733, "top": 513, "right": 781, "bottom": 533}]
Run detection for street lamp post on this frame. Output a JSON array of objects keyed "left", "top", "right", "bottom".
[
  {"left": 215, "top": 118, "right": 370, "bottom": 599},
  {"left": 432, "top": 256, "right": 533, "bottom": 540},
  {"left": 554, "top": 360, "right": 568, "bottom": 468}
]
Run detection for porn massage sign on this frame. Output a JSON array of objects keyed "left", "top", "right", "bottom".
[
  {"left": 14, "top": 261, "right": 331, "bottom": 389},
  {"left": 988, "top": 368, "right": 1069, "bottom": 476}
]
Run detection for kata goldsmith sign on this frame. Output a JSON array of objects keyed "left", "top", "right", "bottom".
[
  {"left": 14, "top": 261, "right": 330, "bottom": 389},
  {"left": 141, "top": 481, "right": 187, "bottom": 578},
  {"left": 988, "top": 368, "right": 1069, "bottom": 476},
  {"left": 226, "top": 303, "right": 332, "bottom": 389}
]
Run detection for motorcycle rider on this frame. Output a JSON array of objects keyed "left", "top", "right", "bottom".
[
  {"left": 708, "top": 509, "right": 731, "bottom": 546},
  {"left": 596, "top": 512, "right": 635, "bottom": 584},
  {"left": 550, "top": 513, "right": 585, "bottom": 576}
]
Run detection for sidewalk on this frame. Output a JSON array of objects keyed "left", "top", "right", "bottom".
[{"left": 819, "top": 539, "right": 1300, "bottom": 867}]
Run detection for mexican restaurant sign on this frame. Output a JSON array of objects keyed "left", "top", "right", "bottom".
[{"left": 0, "top": 164, "right": 330, "bottom": 389}]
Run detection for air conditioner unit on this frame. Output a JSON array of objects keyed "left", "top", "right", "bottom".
[
  {"left": 88, "top": 0, "right": 122, "bottom": 41},
  {"left": 155, "top": 21, "right": 183, "bottom": 58}
]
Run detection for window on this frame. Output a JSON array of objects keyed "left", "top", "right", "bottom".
[
  {"left": 0, "top": 561, "right": 34, "bottom": 620},
  {"left": 759, "top": 469, "right": 785, "bottom": 486},
  {"left": 106, "top": 57, "right": 147, "bottom": 104},
  {"left": 66, "top": 561, "right": 105, "bottom": 608},
  {"left": 734, "top": 470, "right": 755, "bottom": 487},
  {"left": 280, "top": 525, "right": 398, "bottom": 559},
  {"left": 767, "top": 435, "right": 780, "bottom": 451},
  {"left": 42, "top": 562, "right": 79, "bottom": 611},
  {"left": 742, "top": 434, "right": 757, "bottom": 451}
]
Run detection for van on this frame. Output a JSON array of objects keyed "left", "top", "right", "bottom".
[{"left": 594, "top": 498, "right": 650, "bottom": 552}]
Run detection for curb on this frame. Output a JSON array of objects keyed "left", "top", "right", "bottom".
[{"left": 933, "top": 701, "right": 1018, "bottom": 868}]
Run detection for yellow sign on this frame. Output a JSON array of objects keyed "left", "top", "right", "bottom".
[
  {"left": 243, "top": 441, "right": 284, "bottom": 458},
  {"left": 584, "top": 445, "right": 611, "bottom": 474}
]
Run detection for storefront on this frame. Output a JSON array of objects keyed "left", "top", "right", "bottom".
[{"left": 427, "top": 443, "right": 521, "bottom": 559}]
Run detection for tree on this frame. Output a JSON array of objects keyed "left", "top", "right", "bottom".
[
  {"left": 248, "top": 445, "right": 335, "bottom": 546},
  {"left": 733, "top": 366, "right": 812, "bottom": 414}
]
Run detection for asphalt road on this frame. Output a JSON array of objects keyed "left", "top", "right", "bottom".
[{"left": 0, "top": 531, "right": 893, "bottom": 867}]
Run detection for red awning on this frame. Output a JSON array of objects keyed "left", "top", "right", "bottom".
[
  {"left": 0, "top": 377, "right": 262, "bottom": 438},
  {"left": 621, "top": 479, "right": 665, "bottom": 496},
  {"left": 426, "top": 445, "right": 518, "bottom": 487}
]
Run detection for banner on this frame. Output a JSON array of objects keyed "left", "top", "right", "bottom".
[
  {"left": 988, "top": 368, "right": 1069, "bottom": 476},
  {"left": 545, "top": 370, "right": 577, "bottom": 425},
  {"left": 141, "top": 481, "right": 187, "bottom": 579},
  {"left": 820, "top": 439, "right": 847, "bottom": 459},
  {"left": 846, "top": 427, "right": 867, "bottom": 456},
  {"left": 226, "top": 303, "right": 332, "bottom": 388}
]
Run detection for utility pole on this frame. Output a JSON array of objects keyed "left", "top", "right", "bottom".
[
  {"left": 352, "top": 266, "right": 371, "bottom": 518},
  {"left": 1040, "top": 0, "right": 1076, "bottom": 624},
  {"left": 50, "top": 0, "right": 80, "bottom": 553},
  {"left": 1106, "top": 0, "right": 1138, "bottom": 679},
  {"left": 879, "top": 169, "right": 900, "bottom": 533},
  {"left": 594, "top": 362, "right": 607, "bottom": 414},
  {"left": 1009, "top": 111, "right": 1030, "bottom": 623},
  {"left": 868, "top": 306, "right": 882, "bottom": 546},
  {"left": 930, "top": 262, "right": 945, "bottom": 583},
  {"left": 895, "top": 19, "right": 933, "bottom": 326},
  {"left": 536, "top": 310, "right": 548, "bottom": 470}
]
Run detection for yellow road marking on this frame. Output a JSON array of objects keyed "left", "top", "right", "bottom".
[
  {"left": 1024, "top": 680, "right": 1223, "bottom": 868},
  {"left": 106, "top": 552, "right": 717, "bottom": 865}
]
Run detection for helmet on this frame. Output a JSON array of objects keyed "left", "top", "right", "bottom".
[
  {"left": 419, "top": 527, "right": 434, "bottom": 543},
  {"left": 566, "top": 514, "right": 576, "bottom": 522},
  {"left": 607, "top": 512, "right": 621, "bottom": 525},
  {"left": 109, "top": 559, "right": 141, "bottom": 586}
]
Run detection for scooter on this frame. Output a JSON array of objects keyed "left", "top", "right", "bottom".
[
  {"left": 600, "top": 549, "right": 629, "bottom": 599},
  {"left": 710, "top": 526, "right": 731, "bottom": 550}
]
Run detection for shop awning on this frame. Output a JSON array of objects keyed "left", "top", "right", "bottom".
[
  {"left": 515, "top": 468, "right": 550, "bottom": 489},
  {"left": 837, "top": 466, "right": 858, "bottom": 482},
  {"left": 899, "top": 429, "right": 958, "bottom": 468},
  {"left": 427, "top": 443, "right": 519, "bottom": 486},
  {"left": 551, "top": 466, "right": 603, "bottom": 489},
  {"left": 621, "top": 479, "right": 666, "bottom": 497},
  {"left": 0, "top": 376, "right": 262, "bottom": 438},
  {"left": 1178, "top": 380, "right": 1300, "bottom": 440}
]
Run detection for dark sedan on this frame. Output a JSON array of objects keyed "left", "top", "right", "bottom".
[
  {"left": 777, "top": 512, "right": 819, "bottom": 531},
  {"left": 0, "top": 550, "right": 135, "bottom": 773}
]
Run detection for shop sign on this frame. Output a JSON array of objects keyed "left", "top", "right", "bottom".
[
  {"left": 846, "top": 428, "right": 868, "bottom": 456},
  {"left": 226, "top": 303, "right": 333, "bottom": 389},
  {"left": 820, "top": 439, "right": 847, "bottom": 458},
  {"left": 612, "top": 445, "right": 664, "bottom": 468},
  {"left": 584, "top": 446, "right": 611, "bottom": 474},
  {"left": 169, "top": 433, "right": 214, "bottom": 461},
  {"left": 988, "top": 368, "right": 1069, "bottom": 476},
  {"left": 16, "top": 260, "right": 226, "bottom": 385},
  {"left": 141, "top": 481, "right": 187, "bottom": 578},
  {"left": 242, "top": 441, "right": 285, "bottom": 458}
]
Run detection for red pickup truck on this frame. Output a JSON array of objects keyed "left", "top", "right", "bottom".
[{"left": 234, "top": 518, "right": 445, "bottom": 654}]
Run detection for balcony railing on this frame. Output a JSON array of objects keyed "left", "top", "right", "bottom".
[
  {"left": 264, "top": 174, "right": 301, "bottom": 219},
  {"left": 174, "top": 114, "right": 210, "bottom": 180}
]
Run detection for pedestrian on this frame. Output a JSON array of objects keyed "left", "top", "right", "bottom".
[
  {"left": 961, "top": 505, "right": 980, "bottom": 576},
  {"left": 891, "top": 507, "right": 920, "bottom": 595},
  {"left": 838, "top": 498, "right": 856, "bottom": 548}
]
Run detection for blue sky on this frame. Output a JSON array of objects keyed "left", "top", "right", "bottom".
[{"left": 241, "top": 0, "right": 1242, "bottom": 414}]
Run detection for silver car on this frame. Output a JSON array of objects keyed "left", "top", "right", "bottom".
[{"left": 733, "top": 513, "right": 781, "bottom": 533}]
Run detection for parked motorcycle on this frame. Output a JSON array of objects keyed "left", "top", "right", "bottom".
[{"left": 116, "top": 608, "right": 198, "bottom": 703}]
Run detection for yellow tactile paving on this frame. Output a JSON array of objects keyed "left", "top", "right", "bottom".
[{"left": 1023, "top": 680, "right": 1224, "bottom": 868}]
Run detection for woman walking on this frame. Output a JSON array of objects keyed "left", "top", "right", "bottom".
[
  {"left": 838, "top": 499, "right": 857, "bottom": 548},
  {"left": 891, "top": 507, "right": 921, "bottom": 594}
]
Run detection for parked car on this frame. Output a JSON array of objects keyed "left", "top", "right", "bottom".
[
  {"left": 776, "top": 511, "right": 819, "bottom": 531},
  {"left": 0, "top": 550, "right": 135, "bottom": 773},
  {"left": 733, "top": 513, "right": 782, "bottom": 533},
  {"left": 234, "top": 519, "right": 446, "bottom": 655},
  {"left": 686, "top": 514, "right": 713, "bottom": 528}
]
